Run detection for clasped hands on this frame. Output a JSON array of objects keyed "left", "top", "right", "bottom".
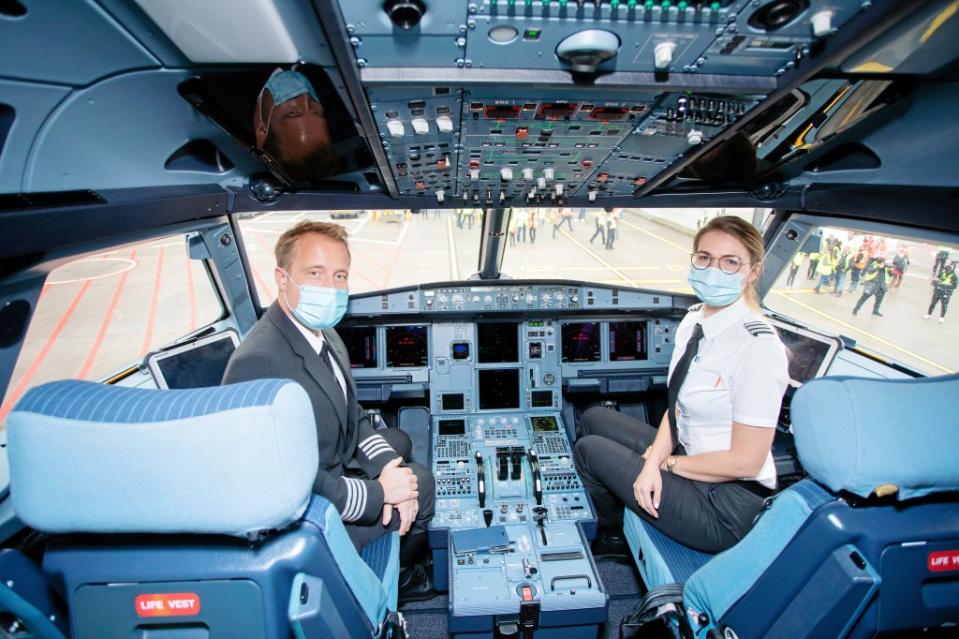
[{"left": 377, "top": 457, "right": 419, "bottom": 535}]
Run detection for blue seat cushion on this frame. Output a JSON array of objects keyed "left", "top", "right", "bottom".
[
  {"left": 360, "top": 529, "right": 400, "bottom": 610},
  {"left": 792, "top": 374, "right": 959, "bottom": 500},
  {"left": 683, "top": 480, "right": 834, "bottom": 633},
  {"left": 624, "top": 510, "right": 714, "bottom": 589},
  {"left": 7, "top": 379, "right": 318, "bottom": 537},
  {"left": 303, "top": 496, "right": 399, "bottom": 626}
]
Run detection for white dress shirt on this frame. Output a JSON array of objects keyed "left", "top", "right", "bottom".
[
  {"left": 668, "top": 296, "right": 789, "bottom": 489},
  {"left": 291, "top": 317, "right": 348, "bottom": 402}
]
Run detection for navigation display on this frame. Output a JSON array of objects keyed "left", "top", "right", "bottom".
[
  {"left": 385, "top": 325, "right": 429, "bottom": 368},
  {"left": 337, "top": 326, "right": 377, "bottom": 369},
  {"left": 477, "top": 323, "right": 519, "bottom": 363},
  {"left": 530, "top": 415, "right": 559, "bottom": 432},
  {"left": 561, "top": 322, "right": 601, "bottom": 363},
  {"left": 609, "top": 321, "right": 648, "bottom": 361},
  {"left": 478, "top": 369, "right": 520, "bottom": 410}
]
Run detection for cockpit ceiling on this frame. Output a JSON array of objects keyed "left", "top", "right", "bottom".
[{"left": 0, "top": 0, "right": 957, "bottom": 205}]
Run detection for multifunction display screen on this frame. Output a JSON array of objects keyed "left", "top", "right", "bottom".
[
  {"left": 477, "top": 323, "right": 519, "bottom": 363},
  {"left": 561, "top": 322, "right": 601, "bottom": 363},
  {"left": 478, "top": 369, "right": 521, "bottom": 410},
  {"left": 337, "top": 326, "right": 377, "bottom": 369},
  {"left": 608, "top": 321, "right": 648, "bottom": 362},
  {"left": 385, "top": 325, "right": 429, "bottom": 368}
]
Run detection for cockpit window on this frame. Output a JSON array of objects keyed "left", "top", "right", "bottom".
[
  {"left": 0, "top": 234, "right": 224, "bottom": 428},
  {"left": 501, "top": 207, "right": 768, "bottom": 287},
  {"left": 765, "top": 225, "right": 958, "bottom": 376},
  {"left": 235, "top": 210, "right": 482, "bottom": 301}
]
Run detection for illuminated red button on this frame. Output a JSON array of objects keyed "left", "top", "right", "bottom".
[
  {"left": 469, "top": 159, "right": 480, "bottom": 168},
  {"left": 634, "top": 176, "right": 647, "bottom": 186},
  {"left": 597, "top": 173, "right": 609, "bottom": 182},
  {"left": 581, "top": 160, "right": 593, "bottom": 168},
  {"left": 415, "top": 180, "right": 426, "bottom": 190},
  {"left": 521, "top": 586, "right": 533, "bottom": 602},
  {"left": 516, "top": 127, "right": 529, "bottom": 139},
  {"left": 436, "top": 158, "right": 447, "bottom": 170}
]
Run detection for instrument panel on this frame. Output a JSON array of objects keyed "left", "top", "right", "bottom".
[{"left": 339, "top": 0, "right": 871, "bottom": 202}]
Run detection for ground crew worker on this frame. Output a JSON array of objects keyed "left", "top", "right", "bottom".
[
  {"left": 852, "top": 256, "right": 892, "bottom": 316},
  {"left": 923, "top": 263, "right": 957, "bottom": 323},
  {"left": 814, "top": 250, "right": 835, "bottom": 293}
]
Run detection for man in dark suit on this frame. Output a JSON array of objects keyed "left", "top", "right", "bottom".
[{"left": 223, "top": 221, "right": 435, "bottom": 601}]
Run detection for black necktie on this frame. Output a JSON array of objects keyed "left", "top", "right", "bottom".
[
  {"left": 666, "top": 323, "right": 704, "bottom": 453},
  {"left": 320, "top": 342, "right": 347, "bottom": 405}
]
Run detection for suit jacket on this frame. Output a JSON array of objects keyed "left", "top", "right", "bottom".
[{"left": 222, "top": 302, "right": 396, "bottom": 525}]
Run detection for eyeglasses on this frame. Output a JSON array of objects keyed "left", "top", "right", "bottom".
[{"left": 690, "top": 252, "right": 748, "bottom": 274}]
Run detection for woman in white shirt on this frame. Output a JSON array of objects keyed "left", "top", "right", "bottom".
[{"left": 574, "top": 216, "right": 789, "bottom": 554}]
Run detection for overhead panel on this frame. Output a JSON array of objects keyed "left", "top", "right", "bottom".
[{"left": 338, "top": 0, "right": 875, "bottom": 204}]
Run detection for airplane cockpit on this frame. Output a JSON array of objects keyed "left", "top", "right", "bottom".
[{"left": 1, "top": 1, "right": 958, "bottom": 638}]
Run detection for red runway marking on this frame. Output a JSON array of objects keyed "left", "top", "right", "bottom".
[
  {"left": 77, "top": 250, "right": 137, "bottom": 380},
  {"left": 140, "top": 246, "right": 165, "bottom": 357},
  {"left": 250, "top": 261, "right": 275, "bottom": 304},
  {"left": 249, "top": 230, "right": 278, "bottom": 299},
  {"left": 185, "top": 252, "right": 197, "bottom": 332},
  {"left": 0, "top": 279, "right": 93, "bottom": 422},
  {"left": 350, "top": 246, "right": 390, "bottom": 273},
  {"left": 381, "top": 222, "right": 411, "bottom": 289}
]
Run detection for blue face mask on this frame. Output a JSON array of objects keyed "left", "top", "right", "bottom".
[
  {"left": 264, "top": 69, "right": 319, "bottom": 106},
  {"left": 688, "top": 266, "right": 745, "bottom": 307},
  {"left": 283, "top": 271, "right": 349, "bottom": 330}
]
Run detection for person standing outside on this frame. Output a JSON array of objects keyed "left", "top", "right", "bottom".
[
  {"left": 806, "top": 250, "right": 820, "bottom": 280},
  {"left": 923, "top": 263, "right": 957, "bottom": 323},
  {"left": 528, "top": 208, "right": 539, "bottom": 244},
  {"left": 814, "top": 249, "right": 835, "bottom": 294},
  {"left": 605, "top": 212, "right": 618, "bottom": 250},
  {"left": 852, "top": 256, "right": 892, "bottom": 316},
  {"left": 590, "top": 210, "right": 607, "bottom": 245},
  {"left": 785, "top": 252, "right": 803, "bottom": 288},
  {"left": 515, "top": 207, "right": 528, "bottom": 243},
  {"left": 848, "top": 246, "right": 868, "bottom": 292},
  {"left": 890, "top": 247, "right": 910, "bottom": 288},
  {"left": 832, "top": 246, "right": 851, "bottom": 296}
]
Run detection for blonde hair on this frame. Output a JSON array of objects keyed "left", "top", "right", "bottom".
[
  {"left": 274, "top": 221, "right": 350, "bottom": 269},
  {"left": 693, "top": 216, "right": 764, "bottom": 308}
]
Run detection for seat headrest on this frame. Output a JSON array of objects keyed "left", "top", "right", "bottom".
[
  {"left": 8, "top": 379, "right": 318, "bottom": 537},
  {"left": 791, "top": 374, "right": 959, "bottom": 500}
]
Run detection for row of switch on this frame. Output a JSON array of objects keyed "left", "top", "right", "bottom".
[{"left": 386, "top": 115, "right": 454, "bottom": 138}]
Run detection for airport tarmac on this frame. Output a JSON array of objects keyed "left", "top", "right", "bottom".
[{"left": 1, "top": 209, "right": 955, "bottom": 425}]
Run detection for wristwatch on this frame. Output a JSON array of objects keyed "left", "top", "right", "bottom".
[{"left": 665, "top": 455, "right": 678, "bottom": 474}]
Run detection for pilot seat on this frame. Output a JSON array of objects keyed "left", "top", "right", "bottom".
[
  {"left": 621, "top": 373, "right": 959, "bottom": 638},
  {"left": 6, "top": 378, "right": 402, "bottom": 639}
]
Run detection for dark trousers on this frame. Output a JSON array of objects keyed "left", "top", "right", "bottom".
[
  {"left": 517, "top": 227, "right": 526, "bottom": 242},
  {"left": 605, "top": 228, "right": 616, "bottom": 249},
  {"left": 590, "top": 222, "right": 605, "bottom": 244},
  {"left": 529, "top": 227, "right": 537, "bottom": 243},
  {"left": 929, "top": 290, "right": 952, "bottom": 318},
  {"left": 786, "top": 264, "right": 799, "bottom": 287},
  {"left": 853, "top": 284, "right": 886, "bottom": 315},
  {"left": 574, "top": 407, "right": 765, "bottom": 553},
  {"left": 345, "top": 428, "right": 435, "bottom": 567}
]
